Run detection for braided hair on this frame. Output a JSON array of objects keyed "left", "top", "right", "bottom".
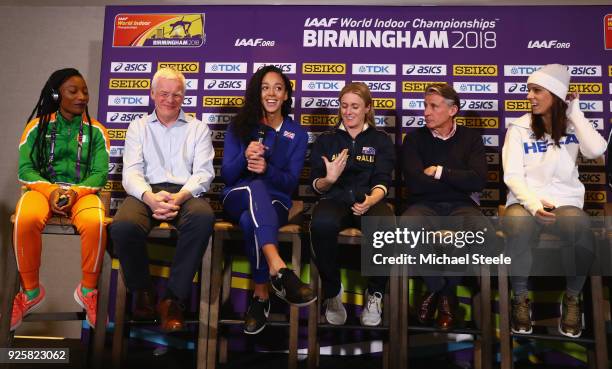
[
  {"left": 27, "top": 68, "right": 94, "bottom": 182},
  {"left": 231, "top": 65, "right": 293, "bottom": 142}
]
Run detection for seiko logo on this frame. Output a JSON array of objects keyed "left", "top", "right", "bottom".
[
  {"left": 301, "top": 80, "right": 345, "bottom": 91},
  {"left": 352, "top": 64, "right": 396, "bottom": 75},
  {"left": 372, "top": 98, "right": 396, "bottom": 110},
  {"left": 300, "top": 114, "right": 339, "bottom": 126},
  {"left": 453, "top": 65, "right": 498, "bottom": 76},
  {"left": 203, "top": 79, "right": 246, "bottom": 90},
  {"left": 252, "top": 63, "right": 297, "bottom": 74},
  {"left": 108, "top": 78, "right": 150, "bottom": 89},
  {"left": 504, "top": 100, "right": 531, "bottom": 111},
  {"left": 110, "top": 62, "right": 152, "bottom": 73},
  {"left": 302, "top": 63, "right": 346, "bottom": 74},
  {"left": 569, "top": 83, "right": 602, "bottom": 94},
  {"left": 158, "top": 62, "right": 199, "bottom": 73},
  {"left": 402, "top": 81, "right": 438, "bottom": 93},
  {"left": 402, "top": 64, "right": 446, "bottom": 76},
  {"left": 202, "top": 96, "right": 245, "bottom": 107},
  {"left": 455, "top": 117, "right": 499, "bottom": 129},
  {"left": 205, "top": 63, "right": 247, "bottom": 73},
  {"left": 108, "top": 95, "right": 149, "bottom": 106}
]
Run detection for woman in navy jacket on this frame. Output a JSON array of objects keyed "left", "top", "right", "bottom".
[
  {"left": 222, "top": 65, "right": 314, "bottom": 334},
  {"left": 309, "top": 82, "right": 395, "bottom": 327}
]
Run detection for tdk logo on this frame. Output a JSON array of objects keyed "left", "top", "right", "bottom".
[
  {"left": 453, "top": 82, "right": 498, "bottom": 94},
  {"left": 568, "top": 65, "right": 601, "bottom": 77},
  {"left": 301, "top": 80, "right": 345, "bottom": 91},
  {"left": 202, "top": 113, "right": 236, "bottom": 125},
  {"left": 203, "top": 79, "right": 246, "bottom": 90},
  {"left": 185, "top": 79, "right": 198, "bottom": 90},
  {"left": 109, "top": 146, "right": 124, "bottom": 158},
  {"left": 358, "top": 81, "right": 396, "bottom": 92},
  {"left": 503, "top": 65, "right": 541, "bottom": 76},
  {"left": 106, "top": 112, "right": 146, "bottom": 123},
  {"left": 352, "top": 64, "right": 396, "bottom": 75},
  {"left": 108, "top": 95, "right": 149, "bottom": 106},
  {"left": 402, "top": 64, "right": 446, "bottom": 76},
  {"left": 402, "top": 99, "right": 425, "bottom": 110},
  {"left": 205, "top": 63, "right": 247, "bottom": 74},
  {"left": 578, "top": 100, "right": 603, "bottom": 112},
  {"left": 253, "top": 63, "right": 297, "bottom": 74},
  {"left": 301, "top": 97, "right": 339, "bottom": 108},
  {"left": 182, "top": 96, "right": 197, "bottom": 107},
  {"left": 374, "top": 116, "right": 396, "bottom": 128},
  {"left": 234, "top": 38, "right": 275, "bottom": 47},
  {"left": 110, "top": 62, "right": 151, "bottom": 73},
  {"left": 504, "top": 82, "right": 528, "bottom": 94},
  {"left": 402, "top": 116, "right": 425, "bottom": 127},
  {"left": 460, "top": 99, "right": 498, "bottom": 111},
  {"left": 482, "top": 135, "right": 499, "bottom": 147}
]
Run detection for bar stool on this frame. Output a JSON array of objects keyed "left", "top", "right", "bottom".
[
  {"left": 497, "top": 205, "right": 608, "bottom": 369},
  {"left": 307, "top": 227, "right": 401, "bottom": 369},
  {"left": 0, "top": 191, "right": 113, "bottom": 369},
  {"left": 206, "top": 200, "right": 305, "bottom": 369},
  {"left": 110, "top": 222, "right": 213, "bottom": 369},
  {"left": 394, "top": 232, "right": 492, "bottom": 369}
]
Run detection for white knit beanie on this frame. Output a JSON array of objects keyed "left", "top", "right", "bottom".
[{"left": 527, "top": 64, "right": 570, "bottom": 100}]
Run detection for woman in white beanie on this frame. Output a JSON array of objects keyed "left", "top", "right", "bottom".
[{"left": 501, "top": 63, "right": 607, "bottom": 338}]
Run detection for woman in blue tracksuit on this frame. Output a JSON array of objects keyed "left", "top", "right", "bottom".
[{"left": 221, "top": 65, "right": 314, "bottom": 334}]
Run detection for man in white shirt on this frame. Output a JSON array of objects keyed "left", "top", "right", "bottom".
[{"left": 110, "top": 68, "right": 215, "bottom": 332}]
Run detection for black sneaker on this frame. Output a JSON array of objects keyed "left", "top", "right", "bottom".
[
  {"left": 244, "top": 296, "right": 270, "bottom": 335},
  {"left": 270, "top": 268, "right": 316, "bottom": 307}
]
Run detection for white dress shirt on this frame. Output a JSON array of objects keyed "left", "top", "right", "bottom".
[{"left": 122, "top": 110, "right": 215, "bottom": 199}]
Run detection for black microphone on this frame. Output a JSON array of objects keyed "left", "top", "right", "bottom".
[{"left": 257, "top": 125, "right": 266, "bottom": 144}]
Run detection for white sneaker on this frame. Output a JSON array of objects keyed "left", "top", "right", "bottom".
[
  {"left": 360, "top": 289, "right": 383, "bottom": 327},
  {"left": 324, "top": 284, "right": 347, "bottom": 325}
]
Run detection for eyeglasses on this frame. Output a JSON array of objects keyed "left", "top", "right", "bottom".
[{"left": 157, "top": 91, "right": 184, "bottom": 100}]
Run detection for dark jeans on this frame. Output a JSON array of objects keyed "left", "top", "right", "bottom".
[
  {"left": 503, "top": 204, "right": 594, "bottom": 296},
  {"left": 310, "top": 199, "right": 394, "bottom": 299},
  {"left": 110, "top": 183, "right": 215, "bottom": 301},
  {"left": 401, "top": 201, "right": 492, "bottom": 295}
]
